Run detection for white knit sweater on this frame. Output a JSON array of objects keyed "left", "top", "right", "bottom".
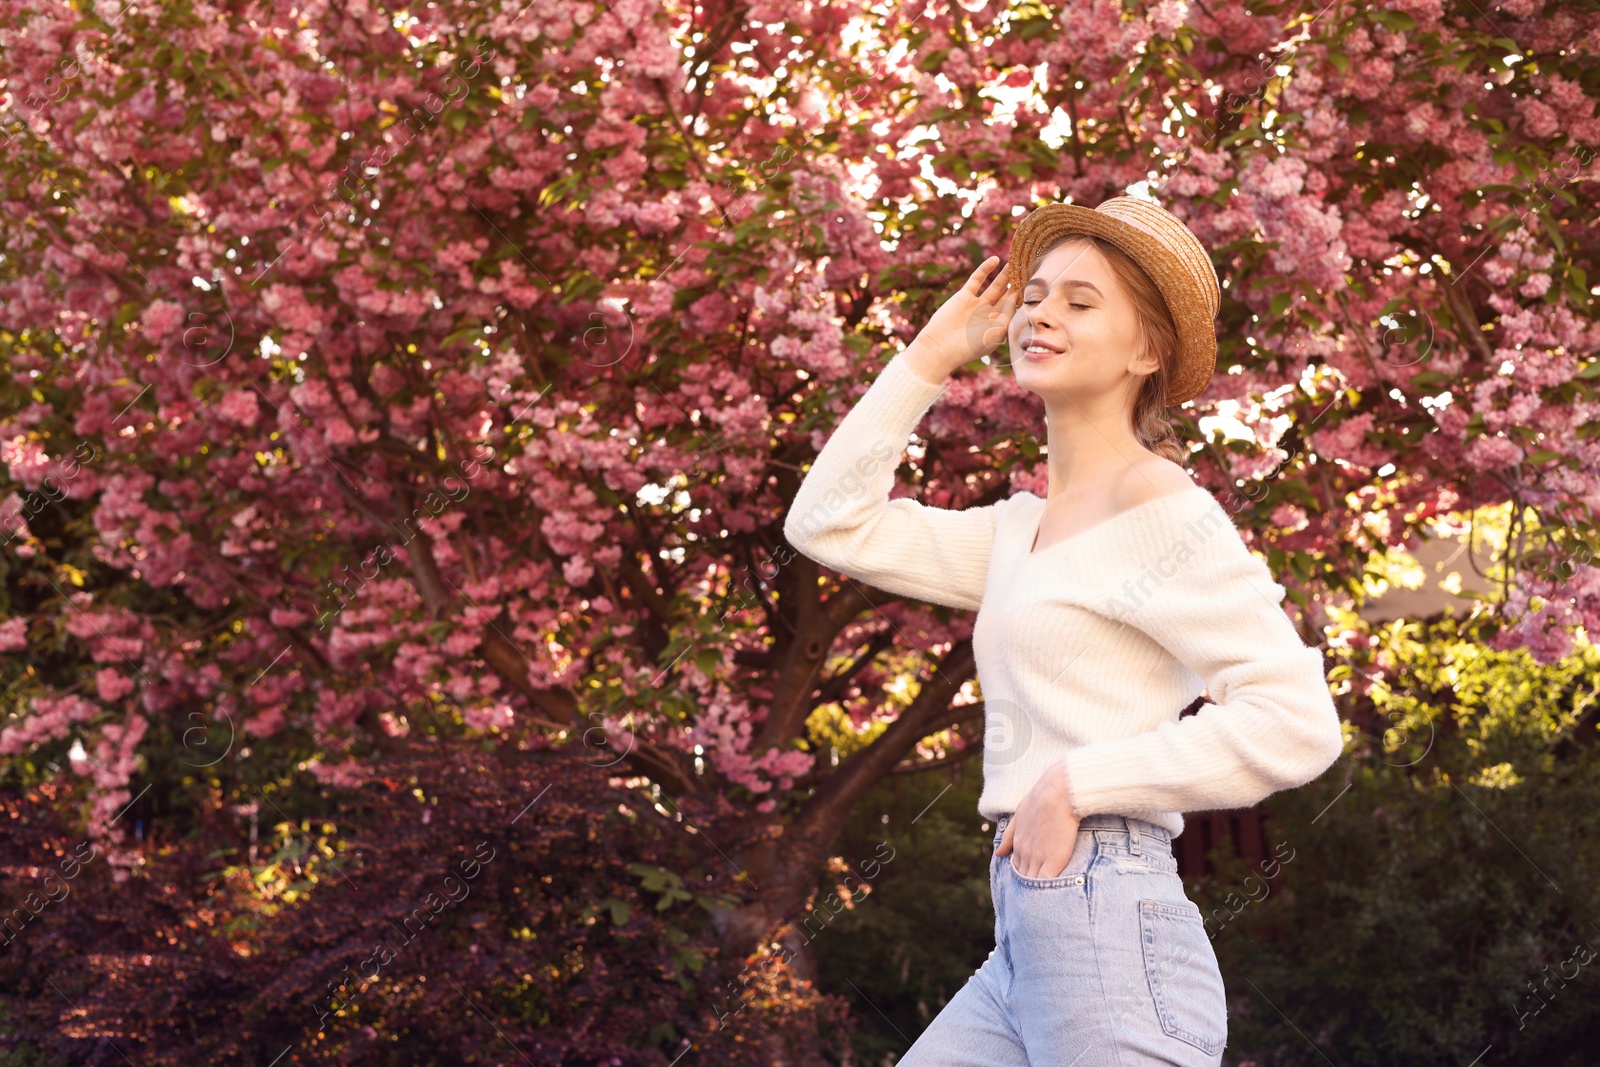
[{"left": 783, "top": 354, "right": 1345, "bottom": 838}]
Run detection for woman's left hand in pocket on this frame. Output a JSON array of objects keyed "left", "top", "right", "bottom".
[{"left": 996, "top": 760, "right": 1082, "bottom": 879}]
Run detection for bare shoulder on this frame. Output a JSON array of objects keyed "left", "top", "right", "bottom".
[{"left": 1111, "top": 453, "right": 1196, "bottom": 510}]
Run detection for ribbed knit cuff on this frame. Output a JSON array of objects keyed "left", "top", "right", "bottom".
[
  {"left": 876, "top": 351, "right": 948, "bottom": 409},
  {"left": 1060, "top": 727, "right": 1182, "bottom": 819},
  {"left": 1058, "top": 760, "right": 1086, "bottom": 821}
]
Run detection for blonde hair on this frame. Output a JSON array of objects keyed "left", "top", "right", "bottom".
[{"left": 1036, "top": 235, "right": 1188, "bottom": 466}]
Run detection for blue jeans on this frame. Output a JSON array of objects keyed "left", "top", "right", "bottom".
[{"left": 898, "top": 813, "right": 1227, "bottom": 1066}]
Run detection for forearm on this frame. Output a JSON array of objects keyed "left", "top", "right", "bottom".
[
  {"left": 1061, "top": 645, "right": 1345, "bottom": 816},
  {"left": 782, "top": 352, "right": 1001, "bottom": 611},
  {"left": 784, "top": 352, "right": 944, "bottom": 556},
  {"left": 895, "top": 339, "right": 952, "bottom": 387}
]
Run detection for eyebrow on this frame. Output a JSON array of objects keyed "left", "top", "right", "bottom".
[{"left": 1023, "top": 277, "right": 1104, "bottom": 297}]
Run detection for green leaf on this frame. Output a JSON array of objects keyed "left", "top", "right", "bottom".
[
  {"left": 600, "top": 896, "right": 631, "bottom": 925},
  {"left": 538, "top": 171, "right": 581, "bottom": 208},
  {"left": 447, "top": 109, "right": 468, "bottom": 132},
  {"left": 440, "top": 324, "right": 484, "bottom": 349},
  {"left": 1564, "top": 264, "right": 1590, "bottom": 308},
  {"left": 628, "top": 862, "right": 695, "bottom": 911},
  {"left": 672, "top": 945, "right": 707, "bottom": 974},
  {"left": 1366, "top": 9, "right": 1416, "bottom": 31},
  {"left": 1538, "top": 210, "right": 1565, "bottom": 253},
  {"left": 1526, "top": 450, "right": 1561, "bottom": 465}
]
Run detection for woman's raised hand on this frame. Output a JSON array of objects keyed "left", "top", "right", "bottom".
[{"left": 899, "top": 255, "right": 1018, "bottom": 385}]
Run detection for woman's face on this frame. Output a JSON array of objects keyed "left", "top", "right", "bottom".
[{"left": 1006, "top": 238, "right": 1153, "bottom": 398}]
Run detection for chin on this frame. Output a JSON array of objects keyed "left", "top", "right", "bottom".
[{"left": 1013, "top": 351, "right": 1066, "bottom": 380}]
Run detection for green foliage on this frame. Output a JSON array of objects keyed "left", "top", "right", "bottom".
[
  {"left": 1203, "top": 624, "right": 1600, "bottom": 1066},
  {"left": 810, "top": 767, "right": 995, "bottom": 1064}
]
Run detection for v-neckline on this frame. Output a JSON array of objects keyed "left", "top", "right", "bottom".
[{"left": 1026, "top": 485, "right": 1203, "bottom": 557}]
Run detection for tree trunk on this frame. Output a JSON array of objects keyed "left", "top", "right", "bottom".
[{"left": 711, "top": 817, "right": 835, "bottom": 978}]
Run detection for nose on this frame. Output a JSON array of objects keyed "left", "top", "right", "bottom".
[
  {"left": 1020, "top": 299, "right": 1055, "bottom": 332},
  {"left": 1017, "top": 306, "right": 1060, "bottom": 346}
]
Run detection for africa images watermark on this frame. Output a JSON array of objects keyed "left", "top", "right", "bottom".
[
  {"left": 782, "top": 437, "right": 898, "bottom": 546},
  {"left": 252, "top": 38, "right": 500, "bottom": 284},
  {"left": 0, "top": 840, "right": 98, "bottom": 950},
  {"left": 311, "top": 838, "right": 498, "bottom": 1031},
  {"left": 314, "top": 442, "right": 497, "bottom": 630},
  {"left": 1512, "top": 933, "right": 1594, "bottom": 1031},
  {"left": 1101, "top": 499, "right": 1234, "bottom": 622},
  {"left": 708, "top": 837, "right": 898, "bottom": 1030},
  {"left": 0, "top": 441, "right": 100, "bottom": 549},
  {"left": 1201, "top": 836, "right": 1297, "bottom": 940},
  {"left": 0, "top": 1, "right": 138, "bottom": 151}
]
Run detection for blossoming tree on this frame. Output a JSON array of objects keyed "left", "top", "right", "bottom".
[{"left": 1, "top": 0, "right": 1598, "bottom": 1048}]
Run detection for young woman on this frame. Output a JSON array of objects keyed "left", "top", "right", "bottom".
[{"left": 783, "top": 197, "right": 1345, "bottom": 1066}]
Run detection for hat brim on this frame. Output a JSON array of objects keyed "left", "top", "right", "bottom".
[{"left": 1005, "top": 204, "right": 1218, "bottom": 406}]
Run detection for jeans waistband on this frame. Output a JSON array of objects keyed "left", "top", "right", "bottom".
[{"left": 992, "top": 812, "right": 1172, "bottom": 848}]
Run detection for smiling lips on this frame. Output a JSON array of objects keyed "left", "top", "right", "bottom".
[{"left": 1019, "top": 337, "right": 1064, "bottom": 359}]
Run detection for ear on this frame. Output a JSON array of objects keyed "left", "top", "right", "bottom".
[{"left": 1127, "top": 323, "right": 1161, "bottom": 377}]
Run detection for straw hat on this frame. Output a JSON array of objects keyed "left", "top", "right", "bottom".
[{"left": 1003, "top": 196, "right": 1221, "bottom": 406}]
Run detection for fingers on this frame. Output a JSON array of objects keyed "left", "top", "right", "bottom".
[
  {"left": 966, "top": 255, "right": 1001, "bottom": 294},
  {"left": 995, "top": 819, "right": 1013, "bottom": 855},
  {"left": 979, "top": 258, "right": 1011, "bottom": 303},
  {"left": 1007, "top": 826, "right": 1076, "bottom": 879}
]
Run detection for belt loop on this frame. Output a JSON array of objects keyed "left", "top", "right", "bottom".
[{"left": 1128, "top": 819, "right": 1141, "bottom": 856}]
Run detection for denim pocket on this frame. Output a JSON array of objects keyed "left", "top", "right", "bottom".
[
  {"left": 1006, "top": 853, "right": 1086, "bottom": 889},
  {"left": 1138, "top": 899, "right": 1227, "bottom": 1056}
]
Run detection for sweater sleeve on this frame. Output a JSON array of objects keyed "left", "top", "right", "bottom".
[
  {"left": 1060, "top": 518, "right": 1345, "bottom": 817},
  {"left": 782, "top": 354, "right": 1007, "bottom": 613}
]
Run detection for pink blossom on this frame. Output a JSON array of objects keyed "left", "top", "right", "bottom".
[
  {"left": 216, "top": 389, "right": 260, "bottom": 426},
  {"left": 245, "top": 704, "right": 286, "bottom": 737},
  {"left": 96, "top": 668, "right": 135, "bottom": 702},
  {"left": 140, "top": 300, "right": 186, "bottom": 343},
  {"left": 1515, "top": 97, "right": 1561, "bottom": 141},
  {"left": 462, "top": 702, "right": 515, "bottom": 731},
  {"left": 1520, "top": 272, "right": 1552, "bottom": 298},
  {"left": 0, "top": 617, "right": 27, "bottom": 651},
  {"left": 1148, "top": 0, "right": 1188, "bottom": 35},
  {"left": 304, "top": 757, "right": 370, "bottom": 788},
  {"left": 1464, "top": 435, "right": 1525, "bottom": 470}
]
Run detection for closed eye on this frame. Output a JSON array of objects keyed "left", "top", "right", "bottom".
[{"left": 1022, "top": 300, "right": 1092, "bottom": 310}]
